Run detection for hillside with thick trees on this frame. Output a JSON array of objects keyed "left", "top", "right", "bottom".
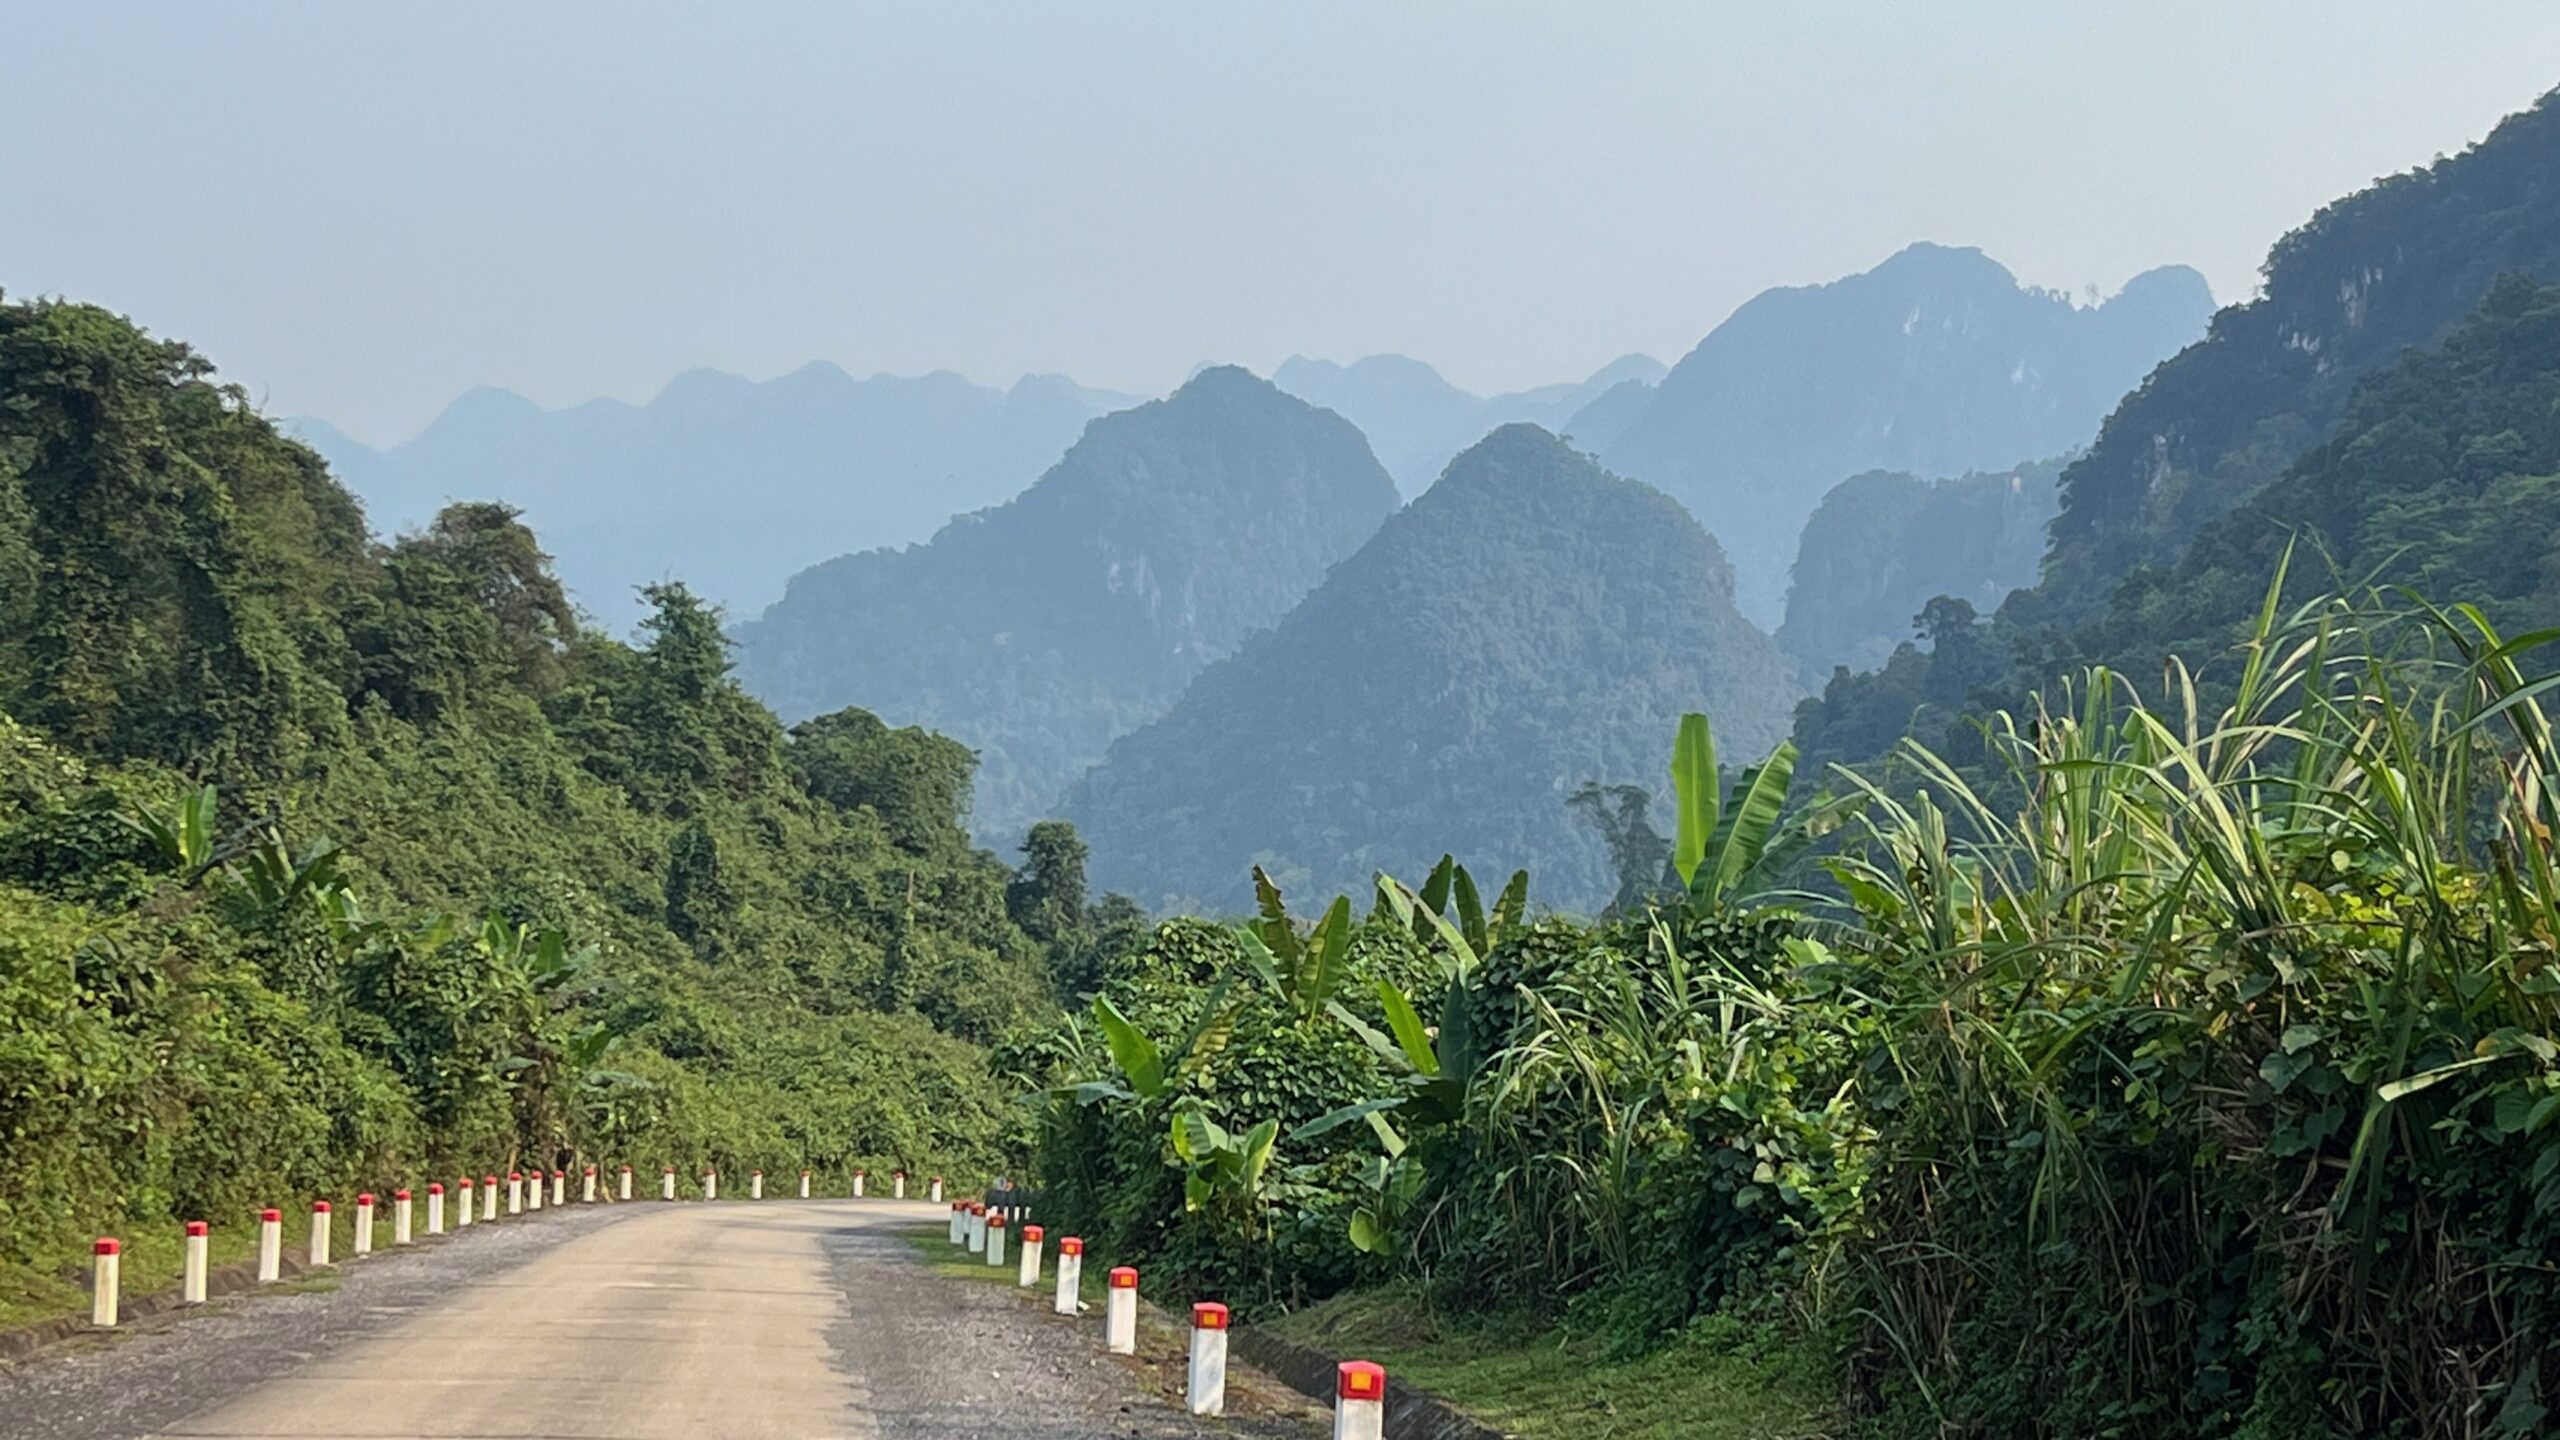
[
  {"left": 1062, "top": 425, "right": 1799, "bottom": 912},
  {"left": 732, "top": 367, "right": 1401, "bottom": 844}
]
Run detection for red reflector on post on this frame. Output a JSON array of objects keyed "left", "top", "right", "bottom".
[
  {"left": 1108, "top": 1266, "right": 1138, "bottom": 1289},
  {"left": 95, "top": 1237, "right": 120, "bottom": 1255},
  {"left": 1338, "top": 1360, "right": 1385, "bottom": 1399},
  {"left": 312, "top": 1200, "right": 331, "bottom": 1214},
  {"left": 1060, "top": 1236, "right": 1084, "bottom": 1255},
  {"left": 988, "top": 1213, "right": 1005, "bottom": 1228},
  {"left": 394, "top": 1190, "right": 410, "bottom": 1201},
  {"left": 1023, "top": 1225, "right": 1043, "bottom": 1242},
  {"left": 261, "top": 1208, "right": 281, "bottom": 1222},
  {"left": 358, "top": 1193, "right": 374, "bottom": 1206},
  {"left": 1193, "top": 1302, "right": 1229, "bottom": 1330},
  {"left": 509, "top": 1172, "right": 522, "bottom": 1182},
  {"left": 185, "top": 1221, "right": 208, "bottom": 1236}
]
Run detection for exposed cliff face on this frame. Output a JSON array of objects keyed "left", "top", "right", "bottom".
[
  {"left": 732, "top": 366, "right": 1401, "bottom": 845},
  {"left": 1064, "top": 425, "right": 1801, "bottom": 915}
]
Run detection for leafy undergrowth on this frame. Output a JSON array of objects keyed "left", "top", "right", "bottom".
[{"left": 1261, "top": 1286, "right": 1837, "bottom": 1440}]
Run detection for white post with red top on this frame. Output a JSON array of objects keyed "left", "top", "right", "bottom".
[
  {"left": 1189, "top": 1303, "right": 1230, "bottom": 1416},
  {"left": 892, "top": 1170, "right": 906, "bottom": 1199},
  {"left": 508, "top": 1172, "right": 524, "bottom": 1215},
  {"left": 482, "top": 1176, "right": 498, "bottom": 1222},
  {"left": 985, "top": 1212, "right": 1007, "bottom": 1267},
  {"left": 799, "top": 1170, "right": 810, "bottom": 1199},
  {"left": 393, "top": 1189, "right": 413, "bottom": 1245},
  {"left": 1018, "top": 1225, "right": 1044, "bottom": 1287},
  {"left": 455, "top": 1178, "right": 474, "bottom": 1229},
  {"left": 91, "top": 1238, "right": 120, "bottom": 1327},
  {"left": 1334, "top": 1361, "right": 1386, "bottom": 1440},
  {"left": 353, "top": 1194, "right": 375, "bottom": 1255},
  {"left": 551, "top": 1170, "right": 565, "bottom": 1207},
  {"left": 948, "top": 1203, "right": 964, "bottom": 1244},
  {"left": 703, "top": 1169, "right": 718, "bottom": 1202},
  {"left": 527, "top": 1171, "right": 543, "bottom": 1211},
  {"left": 257, "top": 1208, "right": 282, "bottom": 1282},
  {"left": 928, "top": 1175, "right": 943, "bottom": 1204},
  {"left": 751, "top": 1170, "right": 764, "bottom": 1201},
  {"left": 852, "top": 1170, "right": 866, "bottom": 1198},
  {"left": 428, "top": 1183, "right": 446, "bottom": 1235},
  {"left": 620, "top": 1165, "right": 633, "bottom": 1201},
  {"left": 182, "top": 1221, "right": 209, "bottom": 1303},
  {"left": 1054, "top": 1237, "right": 1084, "bottom": 1314},
  {"left": 309, "top": 1201, "right": 333, "bottom": 1267},
  {"left": 663, "top": 1167, "right": 677, "bottom": 1201},
  {"left": 966, "top": 1203, "right": 987, "bottom": 1253},
  {"left": 584, "top": 1166, "right": 597, "bottom": 1203},
  {"left": 1105, "top": 1267, "right": 1139, "bottom": 1354}
]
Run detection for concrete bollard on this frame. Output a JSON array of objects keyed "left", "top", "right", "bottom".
[
  {"left": 620, "top": 1165, "right": 633, "bottom": 1201},
  {"left": 893, "top": 1170, "right": 906, "bottom": 1200},
  {"left": 182, "top": 1221, "right": 209, "bottom": 1304},
  {"left": 751, "top": 1170, "right": 764, "bottom": 1201},
  {"left": 800, "top": 1170, "right": 811, "bottom": 1199},
  {"left": 528, "top": 1171, "right": 544, "bottom": 1212},
  {"left": 91, "top": 1239, "right": 120, "bottom": 1328},
  {"left": 394, "top": 1189, "right": 413, "bottom": 1245},
  {"left": 508, "top": 1172, "right": 524, "bottom": 1216},
  {"left": 1189, "top": 1303, "right": 1230, "bottom": 1416},
  {"left": 1018, "top": 1225, "right": 1044, "bottom": 1288},
  {"left": 552, "top": 1170, "right": 565, "bottom": 1207},
  {"left": 584, "top": 1166, "right": 597, "bottom": 1204},
  {"left": 482, "top": 1176, "right": 498, "bottom": 1222},
  {"left": 947, "top": 1203, "right": 964, "bottom": 1245},
  {"left": 985, "top": 1212, "right": 1007, "bottom": 1268},
  {"left": 1333, "top": 1361, "right": 1386, "bottom": 1440},
  {"left": 703, "top": 1169, "right": 718, "bottom": 1202},
  {"left": 966, "top": 1203, "right": 986, "bottom": 1254},
  {"left": 455, "top": 1178, "right": 473, "bottom": 1229},
  {"left": 428, "top": 1184, "right": 446, "bottom": 1236},
  {"left": 852, "top": 1170, "right": 866, "bottom": 1198},
  {"left": 353, "top": 1194, "right": 375, "bottom": 1255},
  {"left": 663, "top": 1166, "right": 677, "bottom": 1201},
  {"left": 1054, "top": 1237, "right": 1083, "bottom": 1314},
  {"left": 257, "top": 1208, "right": 282, "bottom": 1283},
  {"left": 929, "top": 1175, "right": 944, "bottom": 1205},
  {"left": 309, "top": 1201, "right": 333, "bottom": 1267},
  {"left": 1105, "top": 1267, "right": 1139, "bottom": 1354}
]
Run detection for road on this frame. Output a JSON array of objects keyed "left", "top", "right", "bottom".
[{"left": 0, "top": 1199, "right": 1318, "bottom": 1440}]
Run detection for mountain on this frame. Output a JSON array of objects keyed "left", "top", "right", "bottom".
[
  {"left": 1777, "top": 455, "right": 2068, "bottom": 680},
  {"left": 1062, "top": 425, "right": 1801, "bottom": 914},
  {"left": 292, "top": 365, "right": 1138, "bottom": 630},
  {"left": 1595, "top": 243, "right": 2214, "bottom": 624},
  {"left": 731, "top": 367, "right": 1400, "bottom": 847},
  {"left": 1270, "top": 352, "right": 1665, "bottom": 495}
]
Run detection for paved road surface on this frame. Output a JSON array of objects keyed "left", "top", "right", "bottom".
[{"left": 0, "top": 1199, "right": 1317, "bottom": 1439}]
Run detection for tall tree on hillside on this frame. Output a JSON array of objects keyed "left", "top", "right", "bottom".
[{"left": 1006, "top": 820, "right": 1089, "bottom": 945}]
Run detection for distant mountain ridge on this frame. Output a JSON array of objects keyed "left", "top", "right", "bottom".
[
  {"left": 1270, "top": 352, "right": 1664, "bottom": 494},
  {"left": 1063, "top": 424, "right": 1801, "bottom": 913},
  {"left": 731, "top": 367, "right": 1400, "bottom": 846},
  {"left": 292, "top": 364, "right": 1138, "bottom": 629},
  {"left": 1594, "top": 243, "right": 2214, "bottom": 624}
]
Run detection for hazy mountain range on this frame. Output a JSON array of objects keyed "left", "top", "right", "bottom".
[{"left": 1268, "top": 352, "right": 1665, "bottom": 494}]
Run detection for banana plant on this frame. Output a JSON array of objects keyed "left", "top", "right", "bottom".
[
  {"left": 1668, "top": 712, "right": 1861, "bottom": 908},
  {"left": 120, "top": 782, "right": 220, "bottom": 878},
  {"left": 1231, "top": 867, "right": 1356, "bottom": 1016},
  {"left": 1376, "top": 855, "right": 1526, "bottom": 976},
  {"left": 1069, "top": 978, "right": 1248, "bottom": 1106},
  {"left": 1170, "top": 1103, "right": 1280, "bottom": 1227}
]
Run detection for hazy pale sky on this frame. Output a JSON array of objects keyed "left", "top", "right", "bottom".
[{"left": 7, "top": 2, "right": 2558, "bottom": 445}]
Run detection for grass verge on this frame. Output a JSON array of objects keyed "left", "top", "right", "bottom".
[{"left": 1260, "top": 1286, "right": 1838, "bottom": 1440}]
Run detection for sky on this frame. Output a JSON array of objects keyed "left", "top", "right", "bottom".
[{"left": 6, "top": 3, "right": 2559, "bottom": 447}]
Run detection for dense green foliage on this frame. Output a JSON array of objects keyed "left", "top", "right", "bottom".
[
  {"left": 1596, "top": 242, "right": 2211, "bottom": 623},
  {"left": 733, "top": 366, "right": 1400, "bottom": 844},
  {"left": 1063, "top": 425, "right": 1801, "bottom": 913},
  {"left": 0, "top": 295, "right": 1057, "bottom": 1305},
  {"left": 1776, "top": 455, "right": 2066, "bottom": 680}
]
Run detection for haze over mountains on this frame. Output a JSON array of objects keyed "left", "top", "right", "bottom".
[
  {"left": 732, "top": 367, "right": 1399, "bottom": 845},
  {"left": 1268, "top": 352, "right": 1665, "bottom": 495},
  {"left": 292, "top": 366, "right": 1136, "bottom": 628}
]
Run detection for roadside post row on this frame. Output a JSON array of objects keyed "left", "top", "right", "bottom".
[
  {"left": 943, "top": 1196, "right": 1387, "bottom": 1428},
  {"left": 84, "top": 1158, "right": 924, "bottom": 1329}
]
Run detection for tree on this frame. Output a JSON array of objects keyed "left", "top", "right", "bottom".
[
  {"left": 1007, "top": 820, "right": 1090, "bottom": 946},
  {"left": 789, "top": 707, "right": 976, "bottom": 853}
]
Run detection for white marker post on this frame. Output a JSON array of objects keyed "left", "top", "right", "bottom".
[
  {"left": 985, "top": 1212, "right": 1007, "bottom": 1268},
  {"left": 182, "top": 1221, "right": 209, "bottom": 1304},
  {"left": 751, "top": 1170, "right": 764, "bottom": 1201},
  {"left": 966, "top": 1203, "right": 986, "bottom": 1254},
  {"left": 620, "top": 1165, "right": 633, "bottom": 1201},
  {"left": 929, "top": 1175, "right": 944, "bottom": 1204},
  {"left": 353, "top": 1194, "right": 375, "bottom": 1255},
  {"left": 257, "top": 1208, "right": 282, "bottom": 1283},
  {"left": 482, "top": 1176, "right": 498, "bottom": 1222},
  {"left": 800, "top": 1170, "right": 811, "bottom": 1199},
  {"left": 584, "top": 1166, "right": 597, "bottom": 1204},
  {"left": 892, "top": 1170, "right": 906, "bottom": 1200},
  {"left": 427, "top": 1184, "right": 446, "bottom": 1236},
  {"left": 703, "top": 1169, "right": 718, "bottom": 1202},
  {"left": 1018, "top": 1225, "right": 1044, "bottom": 1288},
  {"left": 91, "top": 1239, "right": 120, "bottom": 1328},
  {"left": 528, "top": 1171, "right": 544, "bottom": 1212},
  {"left": 663, "top": 1167, "right": 677, "bottom": 1201},
  {"left": 1334, "top": 1361, "right": 1386, "bottom": 1440},
  {"left": 455, "top": 1178, "right": 474, "bottom": 1229},
  {"left": 852, "top": 1170, "right": 866, "bottom": 1198},
  {"left": 947, "top": 1203, "right": 964, "bottom": 1245},
  {"left": 1054, "top": 1237, "right": 1084, "bottom": 1314},
  {"left": 1189, "top": 1303, "right": 1230, "bottom": 1416},
  {"left": 393, "top": 1189, "right": 413, "bottom": 1245},
  {"left": 309, "top": 1201, "right": 333, "bottom": 1268},
  {"left": 508, "top": 1172, "right": 524, "bottom": 1216},
  {"left": 1105, "top": 1267, "right": 1139, "bottom": 1354},
  {"left": 552, "top": 1170, "right": 565, "bottom": 1207}
]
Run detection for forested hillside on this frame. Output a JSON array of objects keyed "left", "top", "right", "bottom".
[
  {"left": 1062, "top": 425, "right": 1798, "bottom": 912},
  {"left": 0, "top": 296, "right": 1063, "bottom": 1310},
  {"left": 1596, "top": 243, "right": 2211, "bottom": 622},
  {"left": 298, "top": 366, "right": 1133, "bottom": 628},
  {"left": 733, "top": 367, "right": 1400, "bottom": 844},
  {"left": 1776, "top": 455, "right": 2065, "bottom": 679}
]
